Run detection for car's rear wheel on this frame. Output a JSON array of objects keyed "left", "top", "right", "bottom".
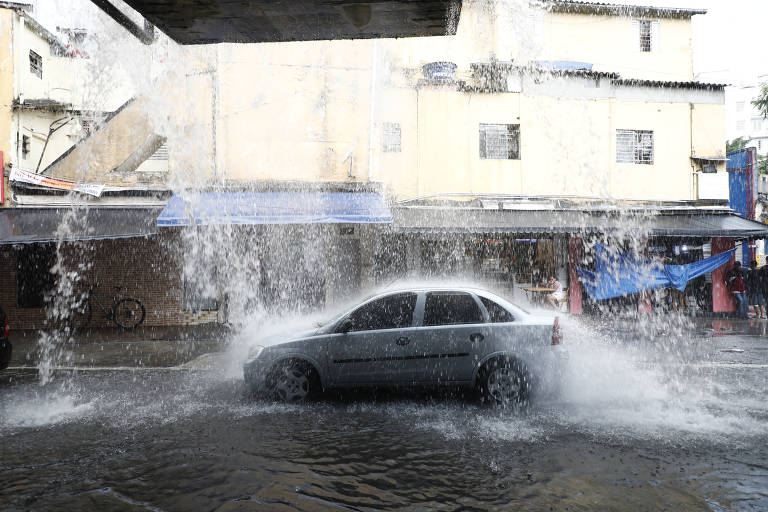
[
  {"left": 478, "top": 357, "right": 531, "bottom": 406},
  {"left": 267, "top": 360, "right": 321, "bottom": 403}
]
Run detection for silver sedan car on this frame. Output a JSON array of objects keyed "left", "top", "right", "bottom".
[{"left": 243, "top": 286, "right": 565, "bottom": 405}]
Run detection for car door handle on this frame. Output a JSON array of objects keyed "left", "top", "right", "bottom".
[
  {"left": 395, "top": 336, "right": 410, "bottom": 346},
  {"left": 469, "top": 332, "right": 485, "bottom": 343}
]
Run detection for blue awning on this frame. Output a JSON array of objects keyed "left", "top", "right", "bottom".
[{"left": 156, "top": 192, "right": 393, "bottom": 227}]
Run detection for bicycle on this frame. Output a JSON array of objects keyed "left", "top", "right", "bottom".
[{"left": 67, "top": 284, "right": 146, "bottom": 331}]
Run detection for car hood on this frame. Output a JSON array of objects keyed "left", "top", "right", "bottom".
[{"left": 258, "top": 328, "right": 320, "bottom": 348}]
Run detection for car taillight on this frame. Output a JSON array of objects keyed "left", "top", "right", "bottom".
[{"left": 552, "top": 316, "right": 562, "bottom": 345}]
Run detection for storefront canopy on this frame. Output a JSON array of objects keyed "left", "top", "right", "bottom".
[
  {"left": 0, "top": 208, "right": 161, "bottom": 245},
  {"left": 156, "top": 192, "right": 393, "bottom": 227},
  {"left": 392, "top": 207, "right": 768, "bottom": 239}
]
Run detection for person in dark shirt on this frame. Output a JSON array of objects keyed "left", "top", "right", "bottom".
[{"left": 747, "top": 260, "right": 766, "bottom": 319}]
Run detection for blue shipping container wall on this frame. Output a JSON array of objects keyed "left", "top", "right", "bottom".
[{"left": 727, "top": 147, "right": 758, "bottom": 264}]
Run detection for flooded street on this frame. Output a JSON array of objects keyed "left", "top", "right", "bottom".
[
  {"left": 2, "top": 323, "right": 767, "bottom": 511},
  {"left": 1, "top": 0, "right": 766, "bottom": 510}
]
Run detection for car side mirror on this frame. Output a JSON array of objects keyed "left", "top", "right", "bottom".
[{"left": 339, "top": 318, "right": 354, "bottom": 334}]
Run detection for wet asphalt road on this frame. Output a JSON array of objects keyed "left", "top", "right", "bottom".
[{"left": 1, "top": 320, "right": 767, "bottom": 511}]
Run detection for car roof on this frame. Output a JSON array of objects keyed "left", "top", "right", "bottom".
[{"left": 378, "top": 283, "right": 498, "bottom": 295}]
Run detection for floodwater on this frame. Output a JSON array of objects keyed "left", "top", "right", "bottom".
[{"left": 2, "top": 322, "right": 767, "bottom": 511}]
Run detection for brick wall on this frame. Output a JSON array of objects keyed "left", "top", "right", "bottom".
[{"left": 1, "top": 230, "right": 219, "bottom": 329}]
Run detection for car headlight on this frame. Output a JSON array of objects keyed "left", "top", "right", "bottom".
[{"left": 247, "top": 345, "right": 265, "bottom": 360}]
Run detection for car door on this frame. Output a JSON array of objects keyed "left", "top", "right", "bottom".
[
  {"left": 406, "top": 291, "right": 490, "bottom": 384},
  {"left": 326, "top": 292, "right": 419, "bottom": 385}
]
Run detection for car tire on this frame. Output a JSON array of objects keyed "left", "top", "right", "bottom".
[
  {"left": 477, "top": 357, "right": 531, "bottom": 407},
  {"left": 266, "top": 360, "right": 321, "bottom": 403}
]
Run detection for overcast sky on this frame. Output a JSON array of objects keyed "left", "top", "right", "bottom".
[{"left": 28, "top": 0, "right": 768, "bottom": 85}]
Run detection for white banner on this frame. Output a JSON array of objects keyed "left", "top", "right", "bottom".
[{"left": 9, "top": 168, "right": 105, "bottom": 197}]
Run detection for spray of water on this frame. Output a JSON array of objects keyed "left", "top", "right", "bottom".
[{"left": 10, "top": 0, "right": 763, "bottom": 449}]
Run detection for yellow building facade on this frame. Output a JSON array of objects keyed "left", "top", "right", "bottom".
[{"left": 210, "top": 0, "right": 723, "bottom": 202}]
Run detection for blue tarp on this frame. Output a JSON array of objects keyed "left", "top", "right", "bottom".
[
  {"left": 577, "top": 244, "right": 735, "bottom": 300},
  {"left": 156, "top": 192, "right": 393, "bottom": 227}
]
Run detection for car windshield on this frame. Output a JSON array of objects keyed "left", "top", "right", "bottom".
[{"left": 312, "top": 291, "right": 383, "bottom": 329}]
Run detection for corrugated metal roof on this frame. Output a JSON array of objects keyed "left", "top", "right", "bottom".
[
  {"left": 546, "top": 1, "right": 707, "bottom": 18},
  {"left": 0, "top": 207, "right": 161, "bottom": 245},
  {"left": 392, "top": 207, "right": 768, "bottom": 239},
  {"left": 612, "top": 78, "right": 726, "bottom": 90},
  {"left": 468, "top": 63, "right": 723, "bottom": 91}
]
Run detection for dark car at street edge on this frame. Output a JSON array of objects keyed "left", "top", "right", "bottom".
[
  {"left": 244, "top": 286, "right": 565, "bottom": 405},
  {"left": 0, "top": 306, "right": 11, "bottom": 371}
]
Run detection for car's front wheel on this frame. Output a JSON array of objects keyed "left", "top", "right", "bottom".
[
  {"left": 478, "top": 357, "right": 531, "bottom": 406},
  {"left": 266, "top": 361, "right": 321, "bottom": 403}
]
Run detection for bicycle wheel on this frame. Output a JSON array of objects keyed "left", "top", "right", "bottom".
[
  {"left": 67, "top": 301, "right": 92, "bottom": 332},
  {"left": 113, "top": 299, "right": 146, "bottom": 330}
]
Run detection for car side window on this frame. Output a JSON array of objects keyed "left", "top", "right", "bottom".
[
  {"left": 479, "top": 296, "right": 515, "bottom": 323},
  {"left": 423, "top": 292, "right": 483, "bottom": 326},
  {"left": 342, "top": 293, "right": 417, "bottom": 332}
]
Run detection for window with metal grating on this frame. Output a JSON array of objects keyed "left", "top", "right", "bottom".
[
  {"left": 29, "top": 50, "right": 42, "bottom": 78},
  {"left": 479, "top": 124, "right": 520, "bottom": 160},
  {"left": 149, "top": 142, "right": 169, "bottom": 161},
  {"left": 382, "top": 123, "right": 401, "bottom": 153},
  {"left": 616, "top": 129, "right": 654, "bottom": 164}
]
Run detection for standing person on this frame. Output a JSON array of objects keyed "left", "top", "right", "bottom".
[
  {"left": 728, "top": 262, "right": 749, "bottom": 319},
  {"left": 747, "top": 260, "right": 766, "bottom": 319}
]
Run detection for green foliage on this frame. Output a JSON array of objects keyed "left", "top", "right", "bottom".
[
  {"left": 759, "top": 155, "right": 768, "bottom": 175},
  {"left": 725, "top": 137, "right": 768, "bottom": 175},
  {"left": 754, "top": 83, "right": 768, "bottom": 119},
  {"left": 727, "top": 137, "right": 748, "bottom": 153}
]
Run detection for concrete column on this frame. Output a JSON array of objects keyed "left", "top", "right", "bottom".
[
  {"left": 405, "top": 235, "right": 421, "bottom": 277},
  {"left": 712, "top": 237, "right": 735, "bottom": 313},
  {"left": 636, "top": 238, "right": 653, "bottom": 315},
  {"left": 568, "top": 234, "right": 583, "bottom": 315}
]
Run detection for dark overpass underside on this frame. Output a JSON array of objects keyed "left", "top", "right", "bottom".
[{"left": 116, "top": 0, "right": 462, "bottom": 44}]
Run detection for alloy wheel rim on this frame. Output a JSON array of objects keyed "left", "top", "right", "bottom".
[
  {"left": 487, "top": 368, "right": 521, "bottom": 402},
  {"left": 274, "top": 368, "right": 310, "bottom": 402}
]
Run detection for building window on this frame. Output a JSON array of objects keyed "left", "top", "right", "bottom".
[
  {"left": 382, "top": 123, "right": 401, "bottom": 153},
  {"left": 148, "top": 142, "right": 168, "bottom": 161},
  {"left": 479, "top": 123, "right": 520, "bottom": 160},
  {"left": 29, "top": 50, "right": 42, "bottom": 78},
  {"left": 616, "top": 129, "right": 654, "bottom": 164},
  {"left": 752, "top": 118, "right": 763, "bottom": 131},
  {"left": 80, "top": 119, "right": 93, "bottom": 137},
  {"left": 635, "top": 20, "right": 658, "bottom": 52},
  {"left": 736, "top": 120, "right": 746, "bottom": 131},
  {"left": 736, "top": 101, "right": 745, "bottom": 112},
  {"left": 21, "top": 135, "right": 30, "bottom": 159},
  {"left": 16, "top": 244, "right": 56, "bottom": 308}
]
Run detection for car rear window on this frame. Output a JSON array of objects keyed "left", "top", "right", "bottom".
[
  {"left": 423, "top": 292, "right": 483, "bottom": 326},
  {"left": 479, "top": 296, "right": 515, "bottom": 323}
]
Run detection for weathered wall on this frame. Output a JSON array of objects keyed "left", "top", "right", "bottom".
[
  {"left": 539, "top": 12, "right": 695, "bottom": 81},
  {"left": 0, "top": 231, "right": 217, "bottom": 330}
]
